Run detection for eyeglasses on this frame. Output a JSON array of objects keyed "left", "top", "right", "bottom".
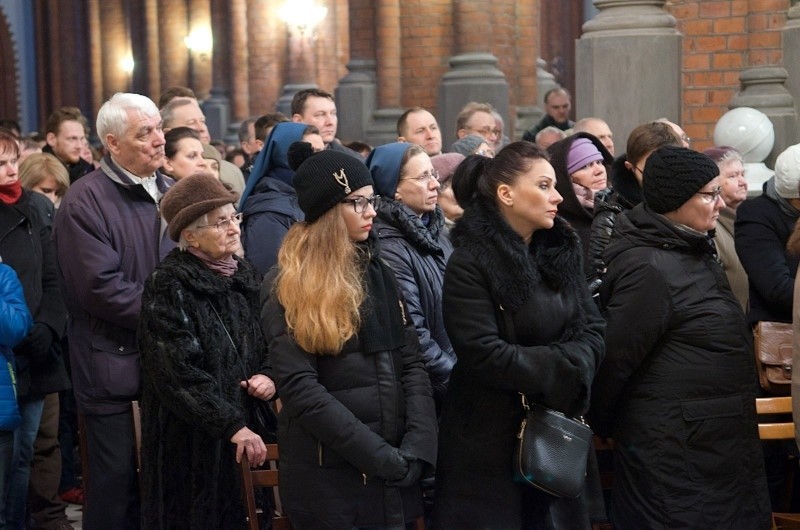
[
  {"left": 470, "top": 126, "right": 501, "bottom": 138},
  {"left": 197, "top": 212, "right": 243, "bottom": 231},
  {"left": 340, "top": 194, "right": 381, "bottom": 214},
  {"left": 400, "top": 169, "right": 440, "bottom": 183},
  {"left": 696, "top": 186, "right": 723, "bottom": 203},
  {"left": 476, "top": 148, "right": 495, "bottom": 157},
  {"left": 681, "top": 134, "right": 692, "bottom": 145}
]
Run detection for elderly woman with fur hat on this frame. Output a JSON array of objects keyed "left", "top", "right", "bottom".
[
  {"left": 589, "top": 146, "right": 771, "bottom": 529},
  {"left": 138, "top": 173, "right": 276, "bottom": 529},
  {"left": 260, "top": 145, "right": 437, "bottom": 529}
]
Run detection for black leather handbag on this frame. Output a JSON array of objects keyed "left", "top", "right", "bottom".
[{"left": 513, "top": 393, "right": 593, "bottom": 498}]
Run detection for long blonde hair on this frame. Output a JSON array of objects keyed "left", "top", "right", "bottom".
[{"left": 275, "top": 207, "right": 364, "bottom": 354}]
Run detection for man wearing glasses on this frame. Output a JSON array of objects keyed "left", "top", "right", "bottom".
[{"left": 454, "top": 102, "right": 501, "bottom": 148}]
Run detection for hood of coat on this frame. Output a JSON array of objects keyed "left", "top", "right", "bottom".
[
  {"left": 240, "top": 176, "right": 303, "bottom": 220},
  {"left": 547, "top": 132, "right": 614, "bottom": 220},
  {"left": 451, "top": 198, "right": 584, "bottom": 312},
  {"left": 604, "top": 203, "right": 717, "bottom": 266},
  {"left": 375, "top": 198, "right": 447, "bottom": 255},
  {"left": 609, "top": 153, "right": 643, "bottom": 210}
]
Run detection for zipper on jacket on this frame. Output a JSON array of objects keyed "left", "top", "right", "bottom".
[
  {"left": 517, "top": 418, "right": 527, "bottom": 439},
  {"left": 362, "top": 473, "right": 367, "bottom": 485},
  {"left": 318, "top": 441, "right": 323, "bottom": 467},
  {"left": 398, "top": 300, "right": 406, "bottom": 324}
]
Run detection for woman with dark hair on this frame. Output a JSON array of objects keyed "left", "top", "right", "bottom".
[
  {"left": 434, "top": 141, "right": 604, "bottom": 528},
  {"left": 162, "top": 126, "right": 207, "bottom": 181},
  {"left": 260, "top": 147, "right": 437, "bottom": 528},
  {"left": 589, "top": 146, "right": 770, "bottom": 529},
  {"left": 367, "top": 142, "right": 454, "bottom": 409}
]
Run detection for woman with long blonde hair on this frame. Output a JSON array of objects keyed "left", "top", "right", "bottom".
[{"left": 260, "top": 145, "right": 437, "bottom": 529}]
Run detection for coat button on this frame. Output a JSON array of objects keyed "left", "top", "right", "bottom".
[{"left": 118, "top": 346, "right": 125, "bottom": 352}]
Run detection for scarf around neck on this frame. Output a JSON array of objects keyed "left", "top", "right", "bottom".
[
  {"left": 187, "top": 247, "right": 238, "bottom": 277},
  {"left": 0, "top": 181, "right": 22, "bottom": 205}
]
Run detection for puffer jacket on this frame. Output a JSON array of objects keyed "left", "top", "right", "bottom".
[
  {"left": 375, "top": 199, "right": 454, "bottom": 403},
  {"left": 590, "top": 204, "right": 771, "bottom": 529},
  {"left": 0, "top": 263, "right": 34, "bottom": 429},
  {"left": 588, "top": 154, "right": 643, "bottom": 291}
]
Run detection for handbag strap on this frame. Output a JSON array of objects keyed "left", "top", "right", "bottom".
[{"left": 205, "top": 296, "right": 249, "bottom": 382}]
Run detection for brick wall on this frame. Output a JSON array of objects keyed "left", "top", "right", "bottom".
[{"left": 668, "top": 0, "right": 788, "bottom": 151}]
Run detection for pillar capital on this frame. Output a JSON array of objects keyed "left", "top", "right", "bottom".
[{"left": 582, "top": 0, "right": 677, "bottom": 37}]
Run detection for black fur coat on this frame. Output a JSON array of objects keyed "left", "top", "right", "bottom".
[
  {"left": 138, "top": 249, "right": 269, "bottom": 529},
  {"left": 433, "top": 200, "right": 605, "bottom": 529}
]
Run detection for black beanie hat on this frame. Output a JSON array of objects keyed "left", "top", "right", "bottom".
[
  {"left": 291, "top": 144, "right": 374, "bottom": 222},
  {"left": 643, "top": 145, "right": 720, "bottom": 214}
]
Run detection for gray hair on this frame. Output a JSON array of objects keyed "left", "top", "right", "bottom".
[
  {"left": 96, "top": 93, "right": 160, "bottom": 149},
  {"left": 535, "top": 126, "right": 567, "bottom": 142},
  {"left": 160, "top": 97, "right": 196, "bottom": 130},
  {"left": 177, "top": 213, "right": 208, "bottom": 251}
]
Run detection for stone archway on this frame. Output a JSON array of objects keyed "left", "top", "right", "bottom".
[{"left": 0, "top": 7, "right": 19, "bottom": 123}]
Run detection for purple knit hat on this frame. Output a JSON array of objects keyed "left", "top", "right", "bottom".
[{"left": 567, "top": 138, "right": 603, "bottom": 174}]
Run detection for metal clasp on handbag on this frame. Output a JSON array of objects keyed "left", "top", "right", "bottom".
[{"left": 518, "top": 393, "right": 588, "bottom": 426}]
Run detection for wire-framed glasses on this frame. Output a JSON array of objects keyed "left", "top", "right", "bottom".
[
  {"left": 197, "top": 212, "right": 243, "bottom": 231},
  {"left": 340, "top": 195, "right": 381, "bottom": 213},
  {"left": 696, "top": 186, "right": 723, "bottom": 204}
]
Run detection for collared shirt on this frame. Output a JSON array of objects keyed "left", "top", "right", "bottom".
[{"left": 110, "top": 157, "right": 160, "bottom": 201}]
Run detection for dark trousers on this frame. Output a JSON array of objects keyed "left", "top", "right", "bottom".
[
  {"left": 83, "top": 411, "right": 140, "bottom": 530},
  {"left": 29, "top": 392, "right": 70, "bottom": 528}
]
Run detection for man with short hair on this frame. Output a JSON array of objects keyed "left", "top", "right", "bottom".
[
  {"left": 574, "top": 117, "right": 615, "bottom": 156},
  {"left": 522, "top": 88, "right": 575, "bottom": 142},
  {"left": 43, "top": 107, "right": 95, "bottom": 183},
  {"left": 54, "top": 92, "right": 175, "bottom": 530},
  {"left": 534, "top": 126, "right": 567, "bottom": 151},
  {"left": 455, "top": 102, "right": 500, "bottom": 149},
  {"left": 290, "top": 89, "right": 361, "bottom": 158},
  {"left": 397, "top": 107, "right": 442, "bottom": 157},
  {"left": 161, "top": 97, "right": 245, "bottom": 193}
]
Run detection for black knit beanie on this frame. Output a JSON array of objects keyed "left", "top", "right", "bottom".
[
  {"left": 643, "top": 145, "right": 720, "bottom": 214},
  {"left": 290, "top": 143, "right": 374, "bottom": 222}
]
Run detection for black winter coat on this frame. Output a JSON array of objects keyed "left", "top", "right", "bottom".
[
  {"left": 0, "top": 191, "right": 68, "bottom": 397},
  {"left": 547, "top": 133, "right": 614, "bottom": 277},
  {"left": 588, "top": 155, "right": 642, "bottom": 289},
  {"left": 260, "top": 243, "right": 437, "bottom": 529},
  {"left": 138, "top": 250, "right": 269, "bottom": 529},
  {"left": 590, "top": 205, "right": 771, "bottom": 530},
  {"left": 375, "top": 200, "right": 454, "bottom": 404},
  {"left": 434, "top": 200, "right": 604, "bottom": 529},
  {"left": 734, "top": 179, "right": 800, "bottom": 325}
]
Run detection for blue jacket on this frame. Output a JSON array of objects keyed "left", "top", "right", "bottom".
[
  {"left": 0, "top": 263, "right": 34, "bottom": 430},
  {"left": 240, "top": 122, "right": 307, "bottom": 274},
  {"left": 53, "top": 156, "right": 175, "bottom": 415}
]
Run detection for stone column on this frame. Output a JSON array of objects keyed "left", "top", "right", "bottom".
[
  {"left": 785, "top": 2, "right": 800, "bottom": 142},
  {"left": 576, "top": 0, "right": 681, "bottom": 150},
  {"left": 203, "top": 0, "right": 232, "bottom": 142},
  {"left": 438, "top": 0, "right": 510, "bottom": 143},
  {"left": 515, "top": 58, "right": 560, "bottom": 141},
  {"left": 335, "top": 0, "right": 377, "bottom": 144},
  {"left": 729, "top": 67, "right": 797, "bottom": 169},
  {"left": 364, "top": 0, "right": 404, "bottom": 146}
]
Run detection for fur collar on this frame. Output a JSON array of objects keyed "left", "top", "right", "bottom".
[
  {"left": 155, "top": 248, "right": 262, "bottom": 297},
  {"left": 451, "top": 199, "right": 584, "bottom": 312}
]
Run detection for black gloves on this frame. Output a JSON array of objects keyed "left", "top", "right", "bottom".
[
  {"left": 14, "top": 323, "right": 55, "bottom": 367},
  {"left": 387, "top": 451, "right": 424, "bottom": 488},
  {"left": 376, "top": 447, "right": 409, "bottom": 482}
]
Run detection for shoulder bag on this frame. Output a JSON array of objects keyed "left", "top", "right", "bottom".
[
  {"left": 513, "top": 392, "right": 593, "bottom": 498},
  {"left": 753, "top": 321, "right": 792, "bottom": 396}
]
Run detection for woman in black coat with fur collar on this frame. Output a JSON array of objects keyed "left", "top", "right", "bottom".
[{"left": 433, "top": 142, "right": 605, "bottom": 529}]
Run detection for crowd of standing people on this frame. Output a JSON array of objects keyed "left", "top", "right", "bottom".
[{"left": 0, "top": 83, "right": 796, "bottom": 530}]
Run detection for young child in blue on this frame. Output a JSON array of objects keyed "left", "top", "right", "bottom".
[{"left": 0, "top": 262, "right": 34, "bottom": 528}]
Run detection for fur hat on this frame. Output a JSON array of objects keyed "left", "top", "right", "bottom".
[
  {"left": 161, "top": 173, "right": 239, "bottom": 241},
  {"left": 774, "top": 143, "right": 800, "bottom": 199},
  {"left": 290, "top": 143, "right": 373, "bottom": 222},
  {"left": 450, "top": 134, "right": 485, "bottom": 156},
  {"left": 643, "top": 145, "right": 720, "bottom": 214},
  {"left": 431, "top": 153, "right": 466, "bottom": 187}
]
